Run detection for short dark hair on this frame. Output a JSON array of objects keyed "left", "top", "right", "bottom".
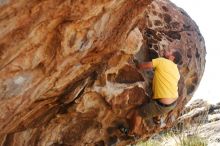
[{"left": 172, "top": 51, "right": 182, "bottom": 65}]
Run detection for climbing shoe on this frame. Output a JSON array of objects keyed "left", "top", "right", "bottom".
[{"left": 118, "top": 124, "right": 129, "bottom": 135}]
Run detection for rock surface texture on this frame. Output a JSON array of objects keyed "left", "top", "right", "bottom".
[{"left": 0, "top": 0, "right": 206, "bottom": 145}]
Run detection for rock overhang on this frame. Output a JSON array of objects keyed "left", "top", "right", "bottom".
[{"left": 0, "top": 0, "right": 206, "bottom": 145}]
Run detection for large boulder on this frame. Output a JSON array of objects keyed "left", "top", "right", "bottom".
[{"left": 0, "top": 0, "right": 206, "bottom": 145}]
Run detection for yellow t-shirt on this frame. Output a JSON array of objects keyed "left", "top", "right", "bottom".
[{"left": 152, "top": 58, "right": 180, "bottom": 99}]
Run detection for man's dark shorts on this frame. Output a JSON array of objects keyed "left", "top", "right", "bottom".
[{"left": 138, "top": 99, "right": 177, "bottom": 119}]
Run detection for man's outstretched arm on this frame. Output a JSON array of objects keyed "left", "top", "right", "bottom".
[{"left": 138, "top": 62, "right": 153, "bottom": 70}]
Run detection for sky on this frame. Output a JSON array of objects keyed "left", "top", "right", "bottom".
[{"left": 170, "top": 0, "right": 220, "bottom": 104}]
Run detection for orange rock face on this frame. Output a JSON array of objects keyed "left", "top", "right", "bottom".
[{"left": 0, "top": 0, "right": 206, "bottom": 145}]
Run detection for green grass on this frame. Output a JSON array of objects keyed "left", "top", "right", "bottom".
[
  {"left": 177, "top": 135, "right": 207, "bottom": 146},
  {"left": 135, "top": 139, "right": 161, "bottom": 146}
]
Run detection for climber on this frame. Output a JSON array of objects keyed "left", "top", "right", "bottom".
[{"left": 131, "top": 49, "right": 182, "bottom": 134}]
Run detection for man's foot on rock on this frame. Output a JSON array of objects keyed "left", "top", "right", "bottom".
[
  {"left": 153, "top": 116, "right": 166, "bottom": 128},
  {"left": 153, "top": 116, "right": 161, "bottom": 124},
  {"left": 118, "top": 124, "right": 129, "bottom": 135}
]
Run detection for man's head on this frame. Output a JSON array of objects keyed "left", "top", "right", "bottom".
[
  {"left": 172, "top": 51, "right": 182, "bottom": 64},
  {"left": 164, "top": 50, "right": 182, "bottom": 65}
]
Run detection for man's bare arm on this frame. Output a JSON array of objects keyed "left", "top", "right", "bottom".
[{"left": 138, "top": 62, "right": 153, "bottom": 70}]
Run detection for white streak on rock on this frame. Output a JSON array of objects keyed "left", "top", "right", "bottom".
[{"left": 14, "top": 76, "right": 26, "bottom": 85}]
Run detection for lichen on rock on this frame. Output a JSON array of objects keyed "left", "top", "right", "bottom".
[{"left": 0, "top": 0, "right": 206, "bottom": 145}]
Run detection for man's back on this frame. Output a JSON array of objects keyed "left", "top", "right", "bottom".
[{"left": 152, "top": 57, "right": 180, "bottom": 99}]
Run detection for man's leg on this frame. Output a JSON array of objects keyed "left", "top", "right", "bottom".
[
  {"left": 138, "top": 100, "right": 164, "bottom": 118},
  {"left": 131, "top": 100, "right": 176, "bottom": 134},
  {"left": 131, "top": 100, "right": 161, "bottom": 134},
  {"left": 130, "top": 111, "right": 142, "bottom": 134}
]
